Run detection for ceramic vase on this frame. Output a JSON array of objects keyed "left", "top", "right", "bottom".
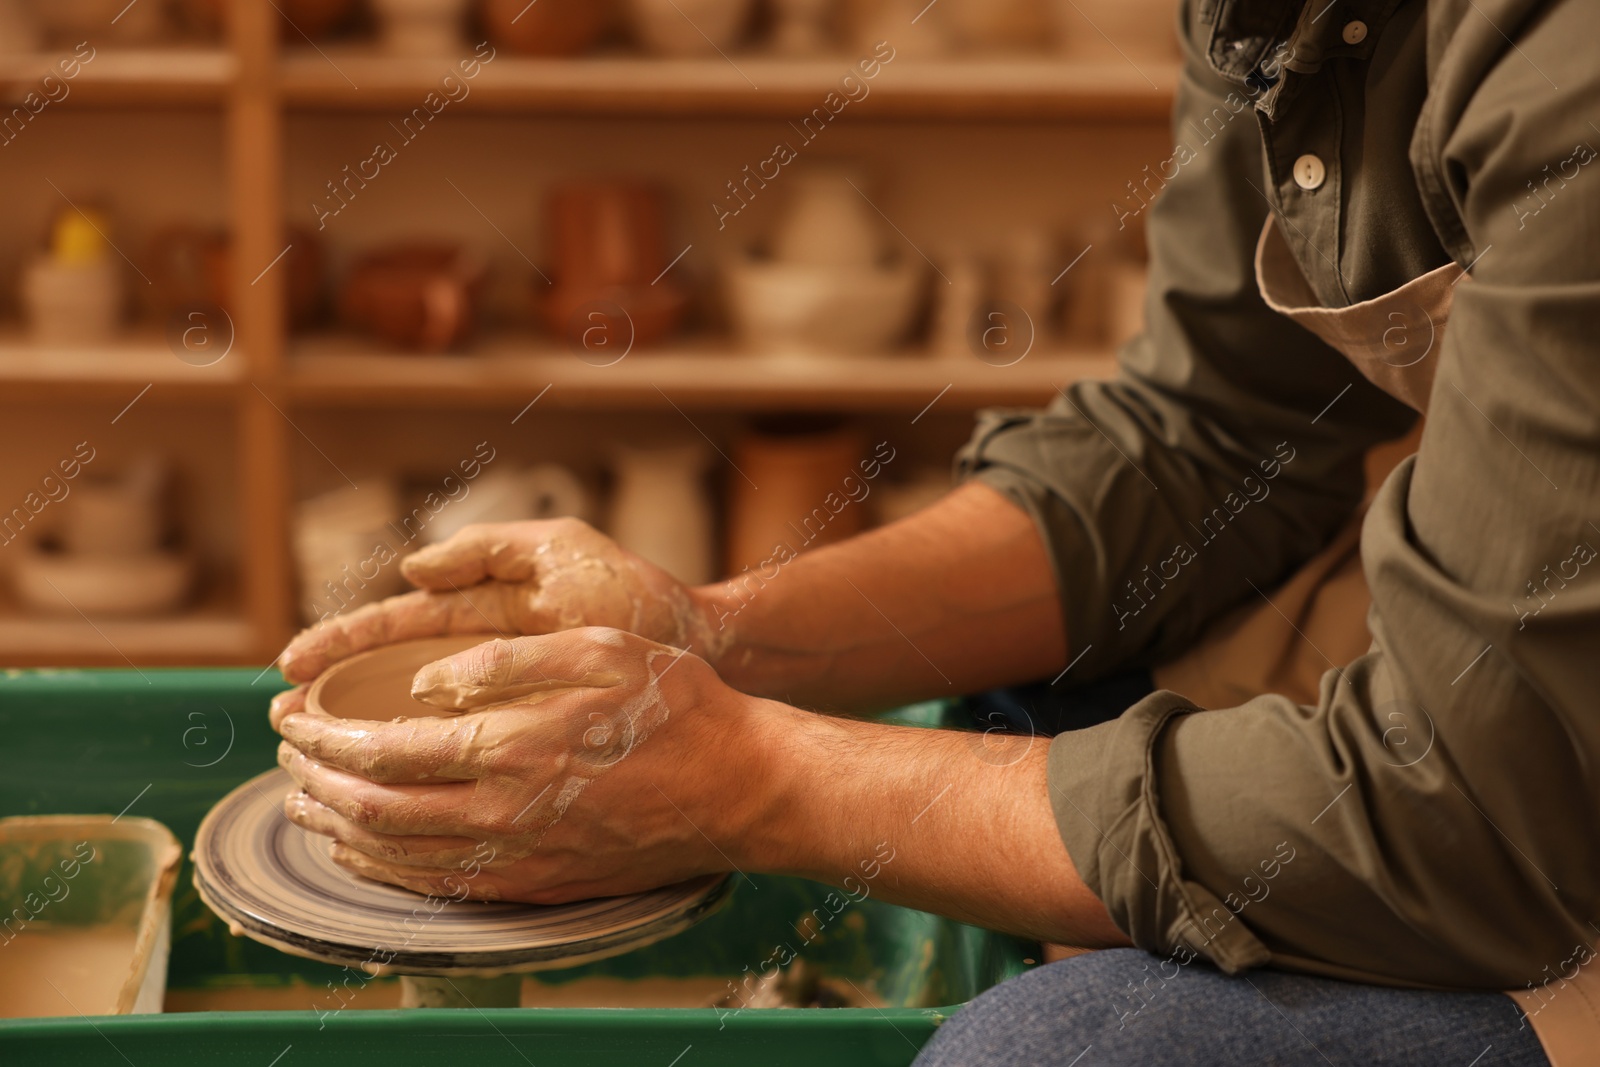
[
  {"left": 340, "top": 243, "right": 486, "bottom": 351},
  {"left": 542, "top": 181, "right": 688, "bottom": 349},
  {"left": 22, "top": 257, "right": 121, "bottom": 345},
  {"left": 724, "top": 423, "right": 865, "bottom": 574},
  {"left": 771, "top": 167, "right": 882, "bottom": 269},
  {"left": 481, "top": 0, "right": 613, "bottom": 55},
  {"left": 608, "top": 444, "right": 714, "bottom": 586}
]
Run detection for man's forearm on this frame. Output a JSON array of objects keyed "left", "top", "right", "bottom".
[
  {"left": 734, "top": 699, "right": 1129, "bottom": 947},
  {"left": 695, "top": 482, "right": 1067, "bottom": 711}
]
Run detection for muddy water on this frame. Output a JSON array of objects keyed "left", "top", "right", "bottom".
[{"left": 0, "top": 924, "right": 137, "bottom": 1017}]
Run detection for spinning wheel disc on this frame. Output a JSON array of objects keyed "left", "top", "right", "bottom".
[{"left": 194, "top": 769, "right": 732, "bottom": 976}]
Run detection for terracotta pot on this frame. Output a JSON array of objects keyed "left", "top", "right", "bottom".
[
  {"left": 480, "top": 0, "right": 614, "bottom": 56},
  {"left": 542, "top": 181, "right": 687, "bottom": 348},
  {"left": 724, "top": 421, "right": 866, "bottom": 575},
  {"left": 341, "top": 244, "right": 487, "bottom": 351},
  {"left": 150, "top": 226, "right": 325, "bottom": 330}
]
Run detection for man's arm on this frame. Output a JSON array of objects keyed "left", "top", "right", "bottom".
[{"left": 698, "top": 481, "right": 1066, "bottom": 712}]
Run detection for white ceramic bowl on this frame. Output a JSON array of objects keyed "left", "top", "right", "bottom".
[
  {"left": 12, "top": 546, "right": 194, "bottom": 617},
  {"left": 725, "top": 255, "right": 925, "bottom": 357}
]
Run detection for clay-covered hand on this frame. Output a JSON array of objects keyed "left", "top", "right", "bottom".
[
  {"left": 274, "top": 627, "right": 786, "bottom": 903},
  {"left": 274, "top": 519, "right": 720, "bottom": 724}
]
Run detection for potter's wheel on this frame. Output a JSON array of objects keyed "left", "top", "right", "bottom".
[{"left": 194, "top": 768, "right": 732, "bottom": 978}]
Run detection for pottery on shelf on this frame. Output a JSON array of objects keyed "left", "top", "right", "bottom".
[
  {"left": 481, "top": 0, "right": 614, "bottom": 56},
  {"left": 0, "top": 0, "right": 43, "bottom": 53},
  {"left": 292, "top": 482, "right": 407, "bottom": 625},
  {"left": 371, "top": 0, "right": 469, "bottom": 55},
  {"left": 12, "top": 458, "right": 195, "bottom": 617},
  {"left": 929, "top": 246, "right": 987, "bottom": 357},
  {"left": 724, "top": 422, "right": 865, "bottom": 574},
  {"left": 942, "top": 0, "right": 1053, "bottom": 53},
  {"left": 188, "top": 0, "right": 357, "bottom": 41},
  {"left": 22, "top": 205, "right": 123, "bottom": 345},
  {"left": 769, "top": 0, "right": 835, "bottom": 56},
  {"left": 421, "top": 464, "right": 594, "bottom": 545},
  {"left": 340, "top": 243, "right": 487, "bottom": 351},
  {"left": 725, "top": 167, "right": 923, "bottom": 357},
  {"left": 607, "top": 443, "right": 714, "bottom": 586},
  {"left": 541, "top": 181, "right": 688, "bottom": 349},
  {"left": 150, "top": 226, "right": 324, "bottom": 330},
  {"left": 12, "top": 545, "right": 195, "bottom": 617},
  {"left": 625, "top": 0, "right": 752, "bottom": 56},
  {"left": 37, "top": 0, "right": 169, "bottom": 44},
  {"left": 846, "top": 0, "right": 949, "bottom": 58}
]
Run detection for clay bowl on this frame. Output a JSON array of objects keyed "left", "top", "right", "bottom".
[
  {"left": 725, "top": 253, "right": 925, "bottom": 357},
  {"left": 542, "top": 281, "right": 688, "bottom": 350},
  {"left": 306, "top": 634, "right": 496, "bottom": 723},
  {"left": 480, "top": 0, "right": 614, "bottom": 56},
  {"left": 12, "top": 544, "right": 194, "bottom": 617},
  {"left": 340, "top": 244, "right": 487, "bottom": 352}
]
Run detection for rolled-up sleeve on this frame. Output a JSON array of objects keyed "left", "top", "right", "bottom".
[{"left": 975, "top": 0, "right": 1600, "bottom": 989}]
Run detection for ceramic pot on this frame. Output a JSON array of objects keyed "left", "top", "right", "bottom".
[
  {"left": 608, "top": 443, "right": 714, "bottom": 585},
  {"left": 725, "top": 254, "right": 922, "bottom": 356},
  {"left": 542, "top": 181, "right": 687, "bottom": 348},
  {"left": 12, "top": 544, "right": 194, "bottom": 617},
  {"left": 189, "top": 0, "right": 358, "bottom": 40},
  {"left": 150, "top": 226, "right": 324, "bottom": 330},
  {"left": 942, "top": 0, "right": 1052, "bottom": 53},
  {"left": 22, "top": 257, "right": 122, "bottom": 345},
  {"left": 62, "top": 462, "right": 167, "bottom": 558},
  {"left": 771, "top": 167, "right": 883, "bottom": 269},
  {"left": 39, "top": 0, "right": 168, "bottom": 43},
  {"left": 481, "top": 0, "right": 614, "bottom": 56},
  {"left": 371, "top": 0, "right": 469, "bottom": 55},
  {"left": 308, "top": 635, "right": 490, "bottom": 722},
  {"left": 847, "top": 0, "right": 949, "bottom": 58},
  {"left": 626, "top": 0, "right": 752, "bottom": 56},
  {"left": 341, "top": 243, "right": 486, "bottom": 351},
  {"left": 293, "top": 483, "right": 407, "bottom": 625},
  {"left": 724, "top": 422, "right": 865, "bottom": 574}
]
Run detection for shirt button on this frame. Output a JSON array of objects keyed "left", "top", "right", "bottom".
[
  {"left": 1342, "top": 20, "right": 1368, "bottom": 44},
  {"left": 1293, "top": 154, "right": 1326, "bottom": 190}
]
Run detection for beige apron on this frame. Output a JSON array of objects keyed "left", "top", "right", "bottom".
[{"left": 1149, "top": 218, "right": 1599, "bottom": 1063}]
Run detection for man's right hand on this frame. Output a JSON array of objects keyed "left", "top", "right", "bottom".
[{"left": 273, "top": 519, "right": 718, "bottom": 723}]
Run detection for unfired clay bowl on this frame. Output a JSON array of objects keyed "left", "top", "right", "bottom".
[
  {"left": 12, "top": 545, "right": 193, "bottom": 617},
  {"left": 307, "top": 634, "right": 496, "bottom": 722}
]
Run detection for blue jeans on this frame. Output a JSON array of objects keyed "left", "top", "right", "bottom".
[{"left": 914, "top": 949, "right": 1548, "bottom": 1066}]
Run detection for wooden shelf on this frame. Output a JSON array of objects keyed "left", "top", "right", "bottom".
[
  {"left": 0, "top": 609, "right": 255, "bottom": 666},
  {"left": 279, "top": 53, "right": 1178, "bottom": 120},
  {"left": 0, "top": 332, "right": 244, "bottom": 401},
  {"left": 286, "top": 333, "right": 1115, "bottom": 410},
  {"left": 0, "top": 48, "right": 235, "bottom": 106}
]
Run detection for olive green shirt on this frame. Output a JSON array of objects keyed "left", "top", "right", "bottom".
[{"left": 960, "top": 0, "right": 1600, "bottom": 988}]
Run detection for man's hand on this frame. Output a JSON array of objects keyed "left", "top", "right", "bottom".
[
  {"left": 275, "top": 627, "right": 779, "bottom": 903},
  {"left": 272, "top": 519, "right": 720, "bottom": 727}
]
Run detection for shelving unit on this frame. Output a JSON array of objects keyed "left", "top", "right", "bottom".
[{"left": 0, "top": 1, "right": 1173, "bottom": 667}]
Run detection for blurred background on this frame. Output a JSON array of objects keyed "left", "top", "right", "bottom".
[{"left": 0, "top": 0, "right": 1178, "bottom": 667}]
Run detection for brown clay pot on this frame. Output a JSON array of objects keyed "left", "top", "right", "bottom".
[
  {"left": 480, "top": 0, "right": 614, "bottom": 55},
  {"left": 188, "top": 0, "right": 359, "bottom": 40},
  {"left": 148, "top": 226, "right": 325, "bottom": 330},
  {"left": 541, "top": 180, "right": 687, "bottom": 348},
  {"left": 724, "top": 421, "right": 867, "bottom": 576},
  {"left": 341, "top": 244, "right": 487, "bottom": 351}
]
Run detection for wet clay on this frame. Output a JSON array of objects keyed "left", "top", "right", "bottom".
[{"left": 0, "top": 924, "right": 138, "bottom": 1018}]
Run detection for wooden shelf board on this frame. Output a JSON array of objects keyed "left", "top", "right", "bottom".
[
  {"left": 286, "top": 333, "right": 1113, "bottom": 410},
  {"left": 0, "top": 332, "right": 245, "bottom": 399},
  {"left": 0, "top": 610, "right": 255, "bottom": 666},
  {"left": 0, "top": 48, "right": 235, "bottom": 105},
  {"left": 280, "top": 53, "right": 1178, "bottom": 120}
]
